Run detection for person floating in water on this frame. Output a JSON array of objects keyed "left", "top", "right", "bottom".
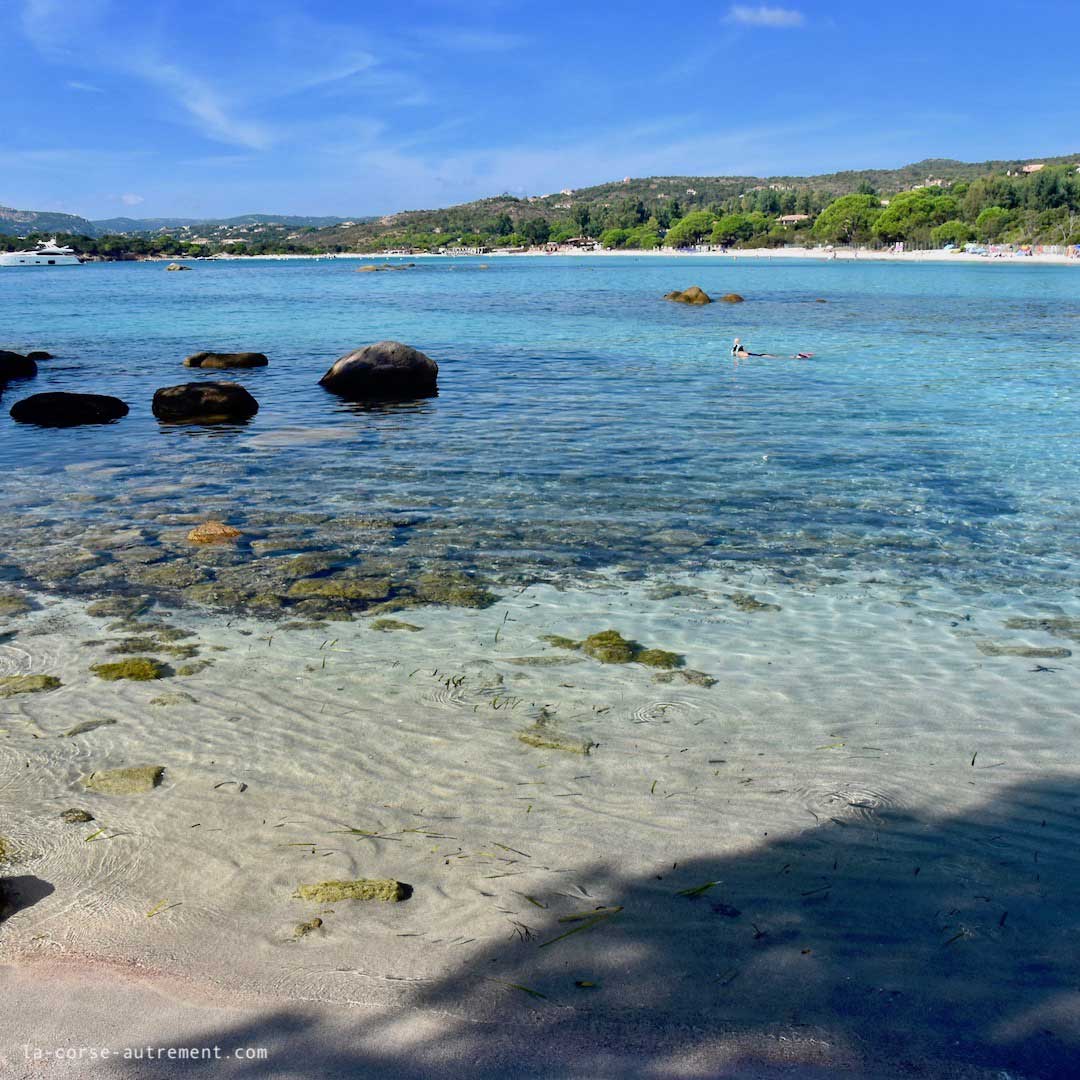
[{"left": 732, "top": 338, "right": 812, "bottom": 360}]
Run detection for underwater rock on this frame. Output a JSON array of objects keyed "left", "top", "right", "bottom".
[
  {"left": 635, "top": 648, "right": 683, "bottom": 669},
  {"left": 26, "top": 350, "right": 53, "bottom": 360},
  {"left": 370, "top": 618, "right": 422, "bottom": 632},
  {"left": 166, "top": 263, "right": 190, "bottom": 271},
  {"left": 976, "top": 642, "right": 1071, "bottom": 659},
  {"left": 64, "top": 718, "right": 117, "bottom": 737},
  {"left": 149, "top": 692, "right": 196, "bottom": 706},
  {"left": 0, "top": 351, "right": 38, "bottom": 380},
  {"left": 10, "top": 392, "right": 129, "bottom": 427},
  {"left": 109, "top": 636, "right": 161, "bottom": 654},
  {"left": 581, "top": 630, "right": 638, "bottom": 663},
  {"left": 86, "top": 595, "right": 153, "bottom": 618},
  {"left": 176, "top": 660, "right": 213, "bottom": 676},
  {"left": 541, "top": 634, "right": 580, "bottom": 650},
  {"left": 413, "top": 571, "right": 496, "bottom": 609},
  {"left": 719, "top": 293, "right": 745, "bottom": 303},
  {"left": 0, "top": 593, "right": 32, "bottom": 617},
  {"left": 1003, "top": 616, "right": 1080, "bottom": 642},
  {"left": 183, "top": 351, "right": 268, "bottom": 369},
  {"left": 187, "top": 522, "right": 243, "bottom": 544},
  {"left": 288, "top": 576, "right": 392, "bottom": 602},
  {"left": 729, "top": 592, "right": 781, "bottom": 613},
  {"left": 318, "top": 341, "right": 438, "bottom": 400},
  {"left": 664, "top": 286, "right": 711, "bottom": 305},
  {"left": 130, "top": 561, "right": 208, "bottom": 589},
  {"left": 90, "top": 657, "right": 168, "bottom": 681},
  {"left": 294, "top": 879, "right": 410, "bottom": 902},
  {"left": 83, "top": 764, "right": 165, "bottom": 794},
  {"left": 355, "top": 264, "right": 413, "bottom": 272},
  {"left": 293, "top": 917, "right": 323, "bottom": 938},
  {"left": 647, "top": 583, "right": 708, "bottom": 601},
  {"left": 152, "top": 382, "right": 259, "bottom": 423},
  {"left": 653, "top": 669, "right": 717, "bottom": 688},
  {"left": 517, "top": 728, "right": 594, "bottom": 754},
  {"left": 0, "top": 836, "right": 10, "bottom": 862},
  {"left": 0, "top": 674, "right": 61, "bottom": 698},
  {"left": 60, "top": 808, "right": 95, "bottom": 824}
]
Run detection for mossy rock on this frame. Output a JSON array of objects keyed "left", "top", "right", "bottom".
[
  {"left": 581, "top": 630, "right": 638, "bottom": 663},
  {"left": 664, "top": 286, "right": 712, "bottom": 305},
  {"left": 653, "top": 668, "right": 717, "bottom": 688},
  {"left": 86, "top": 596, "right": 152, "bottom": 618},
  {"left": 132, "top": 562, "right": 208, "bottom": 589},
  {"left": 109, "top": 636, "right": 161, "bottom": 654},
  {"left": 541, "top": 634, "right": 580, "bottom": 651},
  {"left": 729, "top": 592, "right": 781, "bottom": 613},
  {"left": 517, "top": 728, "right": 594, "bottom": 754},
  {"left": 83, "top": 764, "right": 165, "bottom": 794},
  {"left": 0, "top": 593, "right": 33, "bottom": 618},
  {"left": 177, "top": 660, "right": 214, "bottom": 676},
  {"left": 60, "top": 808, "right": 95, "bottom": 824},
  {"left": 294, "top": 878, "right": 410, "bottom": 903},
  {"left": 272, "top": 553, "right": 342, "bottom": 580},
  {"left": 370, "top": 618, "right": 423, "bottom": 632},
  {"left": 0, "top": 674, "right": 61, "bottom": 698},
  {"left": 90, "top": 657, "right": 167, "bottom": 681},
  {"left": 636, "top": 648, "right": 684, "bottom": 669},
  {"left": 293, "top": 917, "right": 323, "bottom": 938},
  {"left": 288, "top": 577, "right": 392, "bottom": 602},
  {"left": 719, "top": 293, "right": 745, "bottom": 303},
  {"left": 184, "top": 583, "right": 255, "bottom": 608},
  {"left": 413, "top": 571, "right": 497, "bottom": 609},
  {"left": 0, "top": 836, "right": 10, "bottom": 862}
]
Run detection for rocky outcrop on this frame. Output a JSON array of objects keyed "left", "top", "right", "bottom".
[
  {"left": 166, "top": 263, "right": 191, "bottom": 271},
  {"left": 26, "top": 350, "right": 53, "bottom": 360},
  {"left": 355, "top": 263, "right": 416, "bottom": 272},
  {"left": 183, "top": 351, "right": 269, "bottom": 369},
  {"left": 0, "top": 351, "right": 38, "bottom": 381},
  {"left": 664, "top": 286, "right": 712, "bottom": 305},
  {"left": 719, "top": 293, "right": 745, "bottom": 303},
  {"left": 152, "top": 382, "right": 259, "bottom": 423},
  {"left": 187, "top": 522, "right": 243, "bottom": 544},
  {"left": 10, "top": 392, "right": 129, "bottom": 427},
  {"left": 319, "top": 341, "right": 438, "bottom": 400}
]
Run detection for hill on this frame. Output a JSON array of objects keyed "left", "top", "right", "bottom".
[{"left": 0, "top": 204, "right": 96, "bottom": 237}]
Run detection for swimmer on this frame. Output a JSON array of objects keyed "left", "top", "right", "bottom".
[{"left": 732, "top": 338, "right": 812, "bottom": 360}]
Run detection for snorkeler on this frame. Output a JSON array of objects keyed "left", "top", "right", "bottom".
[{"left": 732, "top": 338, "right": 812, "bottom": 360}]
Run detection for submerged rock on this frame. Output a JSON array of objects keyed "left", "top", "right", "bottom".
[
  {"left": 83, "top": 764, "right": 165, "bottom": 794},
  {"left": 152, "top": 382, "right": 259, "bottom": 423},
  {"left": 293, "top": 917, "right": 323, "bottom": 938},
  {"left": 653, "top": 669, "right": 717, "bottom": 688},
  {"left": 26, "top": 350, "right": 53, "bottom": 360},
  {"left": 636, "top": 648, "right": 683, "bottom": 669},
  {"left": 664, "top": 286, "right": 711, "bottom": 305},
  {"left": 294, "top": 879, "right": 411, "bottom": 902},
  {"left": 90, "top": 657, "right": 167, "bottom": 681},
  {"left": 719, "top": 293, "right": 745, "bottom": 303},
  {"left": 288, "top": 577, "right": 392, "bottom": 602},
  {"left": 60, "top": 808, "right": 95, "bottom": 824},
  {"left": 63, "top": 718, "right": 117, "bottom": 737},
  {"left": 86, "top": 595, "right": 153, "bottom": 618},
  {"left": 10, "top": 392, "right": 129, "bottom": 427},
  {"left": 976, "top": 642, "right": 1071, "bottom": 659},
  {"left": 0, "top": 674, "right": 61, "bottom": 698},
  {"left": 518, "top": 727, "right": 594, "bottom": 754},
  {"left": 183, "top": 351, "right": 268, "bottom": 369},
  {"left": 582, "top": 629, "right": 637, "bottom": 663},
  {"left": 729, "top": 592, "right": 781, "bottom": 613},
  {"left": 0, "top": 593, "right": 32, "bottom": 617},
  {"left": 413, "top": 571, "right": 496, "bottom": 609},
  {"left": 187, "top": 522, "right": 243, "bottom": 544},
  {"left": 318, "top": 341, "right": 438, "bottom": 400},
  {"left": 370, "top": 618, "right": 423, "bottom": 632}
]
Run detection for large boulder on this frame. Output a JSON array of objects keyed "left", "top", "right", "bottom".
[
  {"left": 0, "top": 351, "right": 38, "bottom": 381},
  {"left": 664, "top": 286, "right": 712, "bottom": 305},
  {"left": 152, "top": 382, "right": 259, "bottom": 423},
  {"left": 10, "top": 392, "right": 129, "bottom": 427},
  {"left": 319, "top": 341, "right": 438, "bottom": 400},
  {"left": 183, "top": 351, "right": 269, "bottom": 369}
]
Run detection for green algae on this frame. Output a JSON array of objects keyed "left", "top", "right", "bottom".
[
  {"left": 84, "top": 764, "right": 165, "bottom": 795},
  {"left": 0, "top": 593, "right": 32, "bottom": 617},
  {"left": 60, "top": 808, "right": 95, "bottom": 824},
  {"left": 294, "top": 879, "right": 409, "bottom": 903},
  {"left": 581, "top": 629, "right": 638, "bottom": 663},
  {"left": 0, "top": 836, "right": 10, "bottom": 862},
  {"left": 729, "top": 592, "right": 781, "bottom": 613},
  {"left": 86, "top": 596, "right": 152, "bottom": 618},
  {"left": 288, "top": 577, "right": 392, "bottom": 602},
  {"left": 635, "top": 648, "right": 683, "bottom": 669},
  {"left": 90, "top": 658, "right": 167, "bottom": 681},
  {"left": 370, "top": 618, "right": 423, "bottom": 632},
  {"left": 413, "top": 571, "right": 497, "bottom": 609},
  {"left": 0, "top": 674, "right": 61, "bottom": 698},
  {"left": 64, "top": 718, "right": 117, "bottom": 737},
  {"left": 109, "top": 636, "right": 161, "bottom": 654},
  {"left": 161, "top": 644, "right": 200, "bottom": 659},
  {"left": 177, "top": 660, "right": 214, "bottom": 676},
  {"left": 541, "top": 635, "right": 580, "bottom": 651}
]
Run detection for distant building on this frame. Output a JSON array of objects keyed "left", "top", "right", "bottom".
[
  {"left": 1022, "top": 163, "right": 1045, "bottom": 173},
  {"left": 686, "top": 188, "right": 697, "bottom": 196},
  {"left": 560, "top": 188, "right": 574, "bottom": 196},
  {"left": 777, "top": 214, "right": 810, "bottom": 224}
]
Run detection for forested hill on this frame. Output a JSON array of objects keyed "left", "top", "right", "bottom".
[{"left": 0, "top": 205, "right": 96, "bottom": 237}]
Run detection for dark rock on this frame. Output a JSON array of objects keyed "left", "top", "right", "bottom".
[
  {"left": 719, "top": 293, "right": 745, "bottom": 303},
  {"left": 319, "top": 341, "right": 438, "bottom": 400},
  {"left": 0, "top": 351, "right": 38, "bottom": 381},
  {"left": 10, "top": 392, "right": 129, "bottom": 427},
  {"left": 183, "top": 351, "right": 269, "bottom": 369},
  {"left": 664, "top": 287, "right": 711, "bottom": 305},
  {"left": 26, "top": 351, "right": 53, "bottom": 361},
  {"left": 152, "top": 382, "right": 259, "bottom": 423}
]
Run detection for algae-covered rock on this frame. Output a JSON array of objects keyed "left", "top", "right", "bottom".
[
  {"left": 414, "top": 571, "right": 497, "bottom": 609},
  {"left": 293, "top": 917, "right": 323, "bottom": 938},
  {"left": 177, "top": 660, "right": 213, "bottom": 676},
  {"left": 150, "top": 692, "right": 197, "bottom": 706},
  {"left": 86, "top": 596, "right": 152, "bottom": 618},
  {"left": 729, "top": 592, "right": 781, "bottom": 613},
  {"left": 131, "top": 562, "right": 208, "bottom": 589},
  {"left": 184, "top": 351, "right": 268, "bottom": 370},
  {"left": 636, "top": 648, "right": 684, "bottom": 669},
  {"left": 653, "top": 669, "right": 717, "bottom": 688},
  {"left": 109, "top": 636, "right": 161, "bottom": 654},
  {"left": 541, "top": 634, "right": 579, "bottom": 651},
  {"left": 90, "top": 658, "right": 167, "bottom": 681},
  {"left": 664, "top": 286, "right": 712, "bottom": 305},
  {"left": 288, "top": 577, "right": 392, "bottom": 602},
  {"left": 719, "top": 293, "right": 745, "bottom": 303},
  {"left": 84, "top": 764, "right": 165, "bottom": 794},
  {"left": 60, "top": 808, "right": 95, "bottom": 824},
  {"left": 0, "top": 593, "right": 32, "bottom": 618},
  {"left": 1002, "top": 616, "right": 1080, "bottom": 641},
  {"left": 294, "top": 879, "right": 410, "bottom": 903},
  {"left": 976, "top": 643, "right": 1072, "bottom": 659},
  {"left": 0, "top": 674, "right": 61, "bottom": 698},
  {"left": 64, "top": 718, "right": 117, "bottom": 737},
  {"left": 0, "top": 836, "right": 10, "bottom": 862},
  {"left": 187, "top": 522, "right": 243, "bottom": 544},
  {"left": 581, "top": 630, "right": 637, "bottom": 664},
  {"left": 370, "top": 618, "right": 423, "bottom": 632},
  {"left": 517, "top": 728, "right": 594, "bottom": 754}
]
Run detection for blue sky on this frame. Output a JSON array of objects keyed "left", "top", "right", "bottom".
[{"left": 4, "top": 0, "right": 1079, "bottom": 220}]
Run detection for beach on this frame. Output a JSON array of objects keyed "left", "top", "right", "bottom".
[{"left": 2, "top": 255, "right": 1079, "bottom": 1077}]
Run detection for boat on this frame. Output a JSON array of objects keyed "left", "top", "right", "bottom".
[{"left": 0, "top": 238, "right": 81, "bottom": 267}]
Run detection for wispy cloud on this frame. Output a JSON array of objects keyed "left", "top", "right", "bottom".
[
  {"left": 66, "top": 79, "right": 103, "bottom": 93},
  {"left": 120, "top": 193, "right": 144, "bottom": 206},
  {"left": 727, "top": 5, "right": 806, "bottom": 28}
]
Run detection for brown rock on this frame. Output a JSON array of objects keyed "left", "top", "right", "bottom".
[{"left": 187, "top": 522, "right": 243, "bottom": 544}]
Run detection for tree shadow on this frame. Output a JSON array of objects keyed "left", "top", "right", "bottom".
[{"left": 109, "top": 776, "right": 1080, "bottom": 1076}]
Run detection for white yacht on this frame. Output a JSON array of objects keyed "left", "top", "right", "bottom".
[{"left": 0, "top": 238, "right": 81, "bottom": 267}]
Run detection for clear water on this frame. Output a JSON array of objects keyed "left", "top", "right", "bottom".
[{"left": 1, "top": 255, "right": 1078, "bottom": 600}]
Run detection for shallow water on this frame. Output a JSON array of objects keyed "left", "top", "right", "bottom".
[{"left": 1, "top": 256, "right": 1079, "bottom": 1075}]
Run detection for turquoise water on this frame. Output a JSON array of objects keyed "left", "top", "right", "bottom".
[{"left": 1, "top": 255, "right": 1078, "bottom": 599}]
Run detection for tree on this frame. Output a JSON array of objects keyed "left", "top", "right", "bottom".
[
  {"left": 711, "top": 214, "right": 753, "bottom": 246},
  {"left": 520, "top": 218, "right": 551, "bottom": 246},
  {"left": 974, "top": 206, "right": 1010, "bottom": 242},
  {"left": 856, "top": 180, "right": 878, "bottom": 196},
  {"left": 599, "top": 227, "right": 631, "bottom": 249},
  {"left": 929, "top": 220, "right": 974, "bottom": 247},
  {"left": 873, "top": 189, "right": 958, "bottom": 243},
  {"left": 812, "top": 194, "right": 882, "bottom": 244},
  {"left": 664, "top": 210, "right": 716, "bottom": 248}
]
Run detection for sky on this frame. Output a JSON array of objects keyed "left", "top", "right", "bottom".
[{"left": 3, "top": 0, "right": 1079, "bottom": 220}]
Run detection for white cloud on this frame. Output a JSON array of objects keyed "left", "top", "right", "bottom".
[
  {"left": 727, "top": 5, "right": 806, "bottom": 28},
  {"left": 66, "top": 80, "right": 103, "bottom": 92},
  {"left": 120, "top": 193, "right": 144, "bottom": 206}
]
